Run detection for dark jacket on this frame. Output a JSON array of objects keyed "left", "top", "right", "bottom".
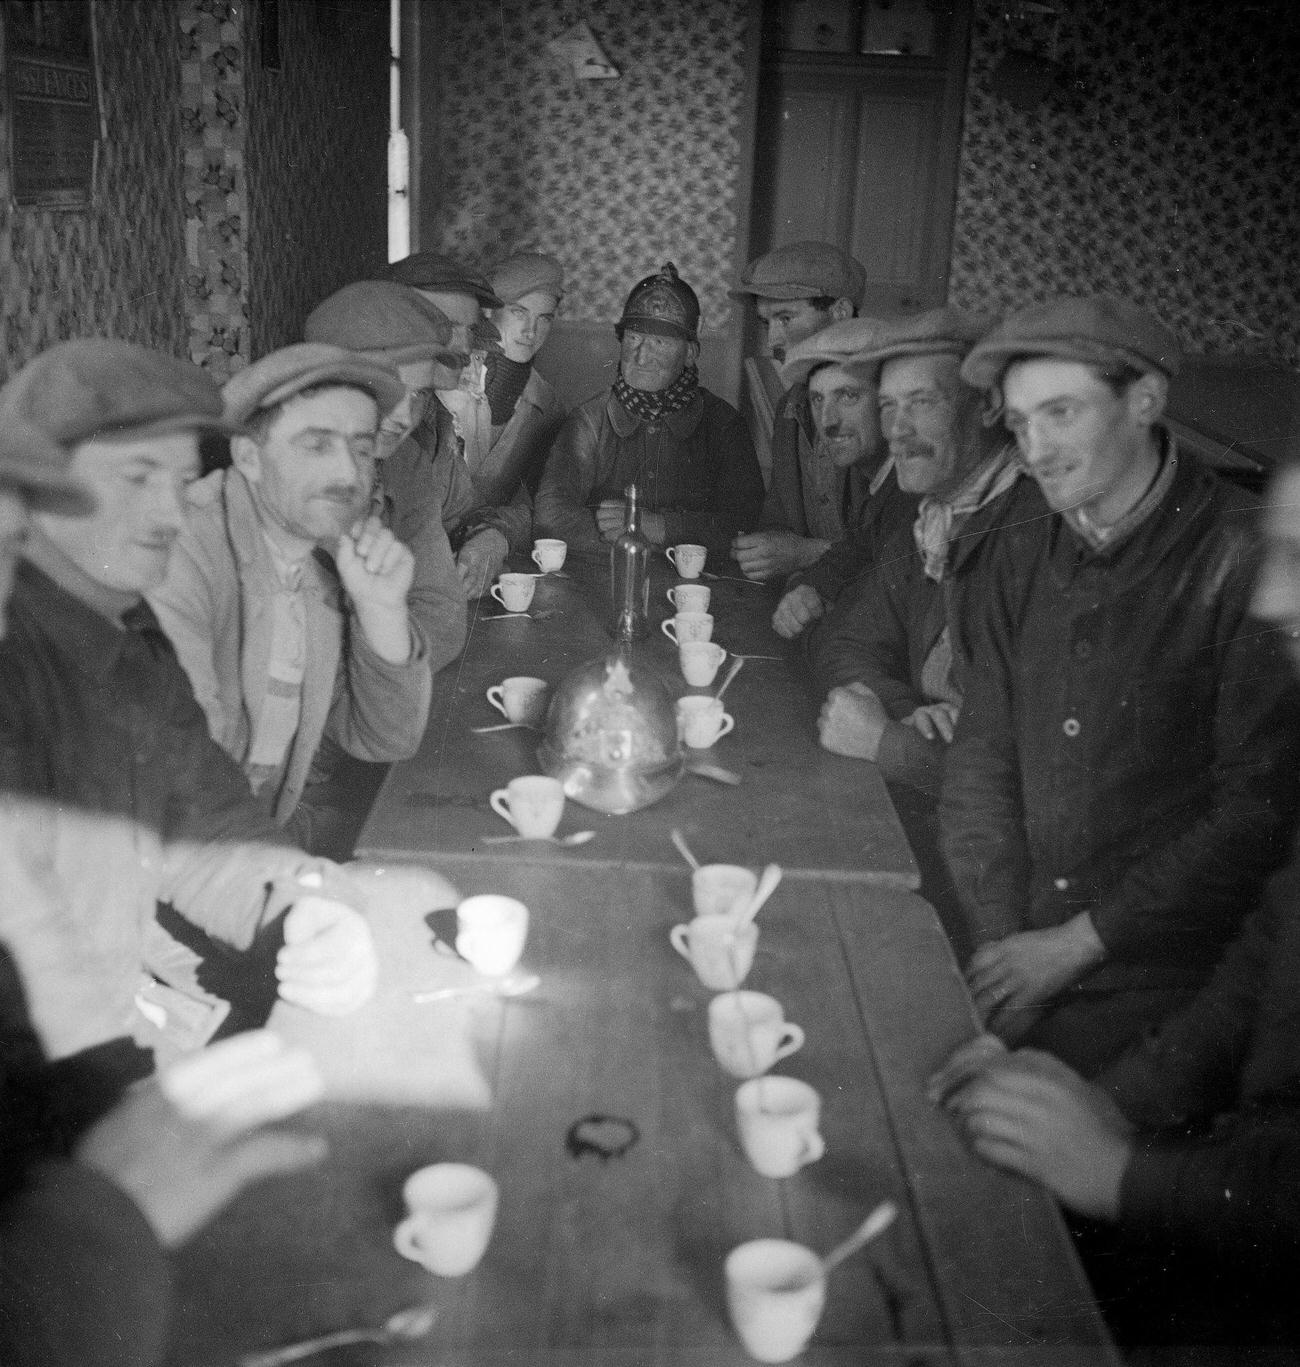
[
  {"left": 940, "top": 447, "right": 1300, "bottom": 997},
  {"left": 760, "top": 383, "right": 822, "bottom": 535},
  {"left": 813, "top": 475, "right": 1041, "bottom": 794},
  {"left": 534, "top": 388, "right": 764, "bottom": 558},
  {"left": 790, "top": 472, "right": 918, "bottom": 604}
]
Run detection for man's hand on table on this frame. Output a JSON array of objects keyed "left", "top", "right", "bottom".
[
  {"left": 731, "top": 530, "right": 828, "bottom": 582},
  {"left": 456, "top": 528, "right": 509, "bottom": 598},
  {"left": 965, "top": 915, "right": 1107, "bottom": 1037},
  {"left": 772, "top": 584, "right": 825, "bottom": 639},
  {"left": 818, "top": 682, "right": 889, "bottom": 760},
  {"left": 903, "top": 701, "right": 960, "bottom": 743},
  {"left": 596, "top": 500, "right": 665, "bottom": 545},
  {"left": 928, "top": 1036, "right": 1134, "bottom": 1221},
  {"left": 337, "top": 515, "right": 416, "bottom": 663},
  {"left": 75, "top": 1030, "right": 327, "bottom": 1247},
  {"left": 277, "top": 895, "right": 379, "bottom": 1015}
]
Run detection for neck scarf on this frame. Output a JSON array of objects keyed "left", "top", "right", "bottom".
[
  {"left": 483, "top": 351, "right": 532, "bottom": 426},
  {"left": 613, "top": 363, "right": 700, "bottom": 424},
  {"left": 912, "top": 444, "right": 1020, "bottom": 582}
]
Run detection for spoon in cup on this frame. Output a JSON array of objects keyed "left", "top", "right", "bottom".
[
  {"left": 671, "top": 827, "right": 701, "bottom": 870},
  {"left": 714, "top": 656, "right": 744, "bottom": 701},
  {"left": 821, "top": 1201, "right": 899, "bottom": 1277},
  {"left": 735, "top": 863, "right": 782, "bottom": 926}
]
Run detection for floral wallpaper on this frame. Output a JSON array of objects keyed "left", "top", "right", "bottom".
[
  {"left": 947, "top": 0, "right": 1300, "bottom": 366},
  {"left": 0, "top": 0, "right": 187, "bottom": 379},
  {"left": 424, "top": 0, "right": 750, "bottom": 333}
]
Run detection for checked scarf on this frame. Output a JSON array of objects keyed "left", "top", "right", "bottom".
[{"left": 613, "top": 363, "right": 700, "bottom": 424}]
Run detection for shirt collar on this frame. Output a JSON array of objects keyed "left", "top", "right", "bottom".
[{"left": 1063, "top": 429, "right": 1177, "bottom": 554}]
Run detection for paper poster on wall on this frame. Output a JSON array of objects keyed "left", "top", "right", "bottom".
[{"left": 3, "top": 0, "right": 103, "bottom": 209}]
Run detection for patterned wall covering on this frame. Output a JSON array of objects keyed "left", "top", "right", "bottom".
[
  {"left": 245, "top": 0, "right": 389, "bottom": 359},
  {"left": 947, "top": 0, "right": 1300, "bottom": 367},
  {"left": 0, "top": 0, "right": 186, "bottom": 380},
  {"left": 424, "top": 0, "right": 749, "bottom": 334},
  {"left": 180, "top": 0, "right": 248, "bottom": 381}
]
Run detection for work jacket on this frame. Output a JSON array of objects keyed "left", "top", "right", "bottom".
[
  {"left": 940, "top": 444, "right": 1300, "bottom": 997},
  {"left": 150, "top": 468, "right": 434, "bottom": 825},
  {"left": 534, "top": 387, "right": 765, "bottom": 558}
]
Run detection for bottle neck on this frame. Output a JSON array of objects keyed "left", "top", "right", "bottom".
[{"left": 624, "top": 484, "right": 640, "bottom": 534}]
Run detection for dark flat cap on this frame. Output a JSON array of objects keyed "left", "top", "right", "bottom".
[
  {"left": 223, "top": 344, "right": 406, "bottom": 425},
  {"left": 383, "top": 252, "right": 503, "bottom": 308},
  {"left": 731, "top": 241, "right": 866, "bottom": 305},
  {"left": 0, "top": 338, "right": 238, "bottom": 447},
  {"left": 961, "top": 296, "right": 1182, "bottom": 391},
  {"left": 0, "top": 417, "right": 96, "bottom": 514},
  {"left": 304, "top": 281, "right": 465, "bottom": 367}
]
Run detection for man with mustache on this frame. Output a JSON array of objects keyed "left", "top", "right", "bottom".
[
  {"left": 149, "top": 344, "right": 435, "bottom": 846},
  {"left": 938, "top": 297, "right": 1300, "bottom": 1075},
  {"left": 727, "top": 241, "right": 867, "bottom": 584}
]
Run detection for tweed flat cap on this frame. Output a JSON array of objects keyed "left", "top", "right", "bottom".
[
  {"left": 779, "top": 316, "right": 895, "bottom": 387},
  {"left": 961, "top": 296, "right": 1182, "bottom": 391},
  {"left": 223, "top": 343, "right": 406, "bottom": 425},
  {"left": 490, "top": 251, "right": 565, "bottom": 305},
  {"left": 731, "top": 241, "right": 866, "bottom": 306},
  {"left": 0, "top": 338, "right": 238, "bottom": 447},
  {"left": 304, "top": 281, "right": 465, "bottom": 368},
  {"left": 383, "top": 252, "right": 503, "bottom": 308},
  {"left": 0, "top": 417, "right": 96, "bottom": 514},
  {"left": 783, "top": 306, "right": 993, "bottom": 388}
]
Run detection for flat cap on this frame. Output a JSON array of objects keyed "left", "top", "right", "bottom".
[
  {"left": 731, "top": 241, "right": 866, "bottom": 305},
  {"left": 490, "top": 251, "right": 565, "bottom": 306},
  {"left": 223, "top": 343, "right": 406, "bottom": 425},
  {"left": 0, "top": 338, "right": 238, "bottom": 447},
  {"left": 383, "top": 251, "right": 503, "bottom": 308},
  {"left": 304, "top": 281, "right": 464, "bottom": 367},
  {"left": 782, "top": 306, "right": 993, "bottom": 388},
  {"left": 961, "top": 295, "right": 1182, "bottom": 391},
  {"left": 0, "top": 417, "right": 96, "bottom": 514}
]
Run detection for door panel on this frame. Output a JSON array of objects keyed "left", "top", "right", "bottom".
[{"left": 769, "top": 91, "right": 854, "bottom": 243}]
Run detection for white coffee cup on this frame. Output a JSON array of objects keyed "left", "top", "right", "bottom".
[
  {"left": 666, "top": 583, "right": 711, "bottom": 613},
  {"left": 455, "top": 894, "right": 530, "bottom": 976},
  {"left": 692, "top": 863, "right": 759, "bottom": 919},
  {"left": 531, "top": 538, "right": 567, "bottom": 572},
  {"left": 708, "top": 991, "right": 805, "bottom": 1079},
  {"left": 666, "top": 543, "right": 707, "bottom": 579},
  {"left": 735, "top": 1076, "right": 825, "bottom": 1178},
  {"left": 669, "top": 915, "right": 758, "bottom": 991},
  {"left": 490, "top": 574, "right": 536, "bottom": 613},
  {"left": 725, "top": 1238, "right": 826, "bottom": 1363},
  {"left": 676, "top": 695, "right": 734, "bottom": 748},
  {"left": 679, "top": 640, "right": 726, "bottom": 687},
  {"left": 393, "top": 1163, "right": 499, "bottom": 1277},
  {"left": 486, "top": 676, "right": 549, "bottom": 726},
  {"left": 489, "top": 775, "right": 565, "bottom": 840},
  {"left": 661, "top": 611, "right": 713, "bottom": 645}
]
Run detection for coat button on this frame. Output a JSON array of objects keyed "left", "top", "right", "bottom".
[
  {"left": 1054, "top": 877, "right": 1070, "bottom": 891},
  {"left": 1062, "top": 717, "right": 1081, "bottom": 737},
  {"left": 1073, "top": 639, "right": 1093, "bottom": 660}
]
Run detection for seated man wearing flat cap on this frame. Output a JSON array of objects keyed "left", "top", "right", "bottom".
[
  {"left": 535, "top": 262, "right": 764, "bottom": 558},
  {"left": 305, "top": 279, "right": 510, "bottom": 598},
  {"left": 149, "top": 344, "right": 441, "bottom": 851},
  {"left": 765, "top": 317, "right": 921, "bottom": 641},
  {"left": 938, "top": 296, "right": 1300, "bottom": 1075},
  {"left": 728, "top": 241, "right": 871, "bottom": 583},
  {"left": 0, "top": 339, "right": 446, "bottom": 1072}
]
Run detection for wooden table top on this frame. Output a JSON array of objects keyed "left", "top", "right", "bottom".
[
  {"left": 167, "top": 863, "right": 1116, "bottom": 1366},
  {"left": 357, "top": 556, "right": 919, "bottom": 889}
]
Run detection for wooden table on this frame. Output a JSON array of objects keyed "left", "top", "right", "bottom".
[
  {"left": 168, "top": 862, "right": 1116, "bottom": 1366},
  {"left": 357, "top": 556, "right": 918, "bottom": 888}
]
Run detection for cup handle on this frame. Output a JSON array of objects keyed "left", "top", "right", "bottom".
[
  {"left": 489, "top": 789, "right": 515, "bottom": 827},
  {"left": 393, "top": 1217, "right": 424, "bottom": 1262},
  {"left": 715, "top": 712, "right": 735, "bottom": 740},
  {"left": 669, "top": 924, "right": 693, "bottom": 960},
  {"left": 661, "top": 619, "right": 679, "bottom": 644},
  {"left": 489, "top": 583, "right": 507, "bottom": 607},
  {"left": 773, "top": 1023, "right": 805, "bottom": 1063},
  {"left": 666, "top": 547, "right": 678, "bottom": 568},
  {"left": 531, "top": 548, "right": 544, "bottom": 569},
  {"left": 666, "top": 587, "right": 678, "bottom": 607},
  {"left": 486, "top": 686, "right": 507, "bottom": 717},
  {"left": 801, "top": 1129, "right": 826, "bottom": 1167}
]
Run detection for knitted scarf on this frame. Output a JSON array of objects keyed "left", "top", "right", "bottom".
[
  {"left": 483, "top": 351, "right": 533, "bottom": 426},
  {"left": 613, "top": 363, "right": 700, "bottom": 423},
  {"left": 912, "top": 445, "right": 1020, "bottom": 582}
]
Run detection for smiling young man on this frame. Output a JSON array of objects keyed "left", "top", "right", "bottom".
[
  {"left": 937, "top": 297, "right": 1300, "bottom": 1076},
  {"left": 535, "top": 262, "right": 763, "bottom": 556},
  {"left": 148, "top": 344, "right": 434, "bottom": 844}
]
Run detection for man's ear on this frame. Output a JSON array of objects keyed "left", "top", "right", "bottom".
[
  {"left": 685, "top": 340, "right": 701, "bottom": 367},
  {"left": 829, "top": 297, "right": 855, "bottom": 323},
  {"left": 1130, "top": 372, "right": 1168, "bottom": 425},
  {"left": 230, "top": 434, "right": 262, "bottom": 483}
]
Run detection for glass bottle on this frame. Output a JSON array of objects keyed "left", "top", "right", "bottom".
[{"left": 610, "top": 482, "right": 650, "bottom": 643}]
